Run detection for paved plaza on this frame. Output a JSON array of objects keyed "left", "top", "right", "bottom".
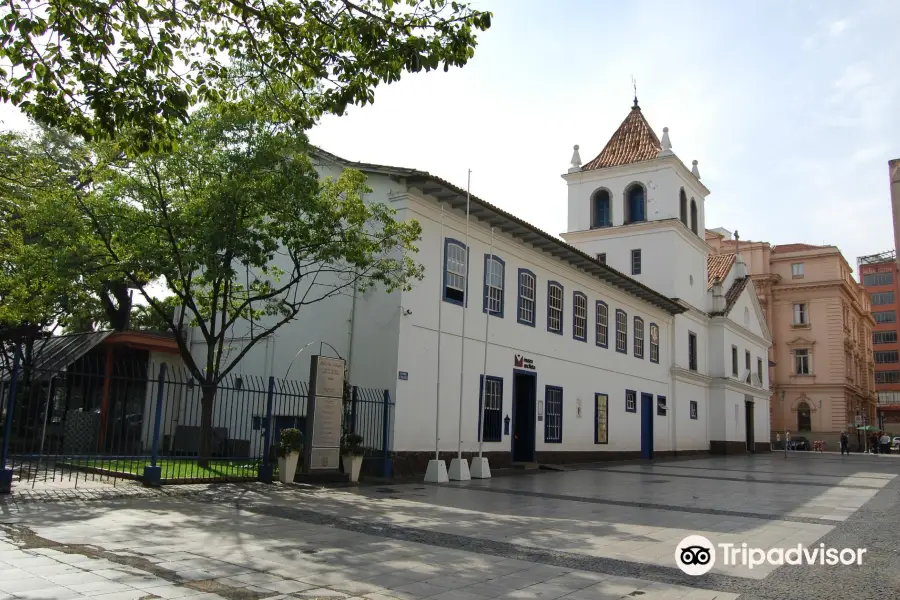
[{"left": 1, "top": 452, "right": 899, "bottom": 599}]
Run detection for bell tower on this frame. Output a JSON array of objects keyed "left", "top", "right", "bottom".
[{"left": 560, "top": 99, "right": 711, "bottom": 310}]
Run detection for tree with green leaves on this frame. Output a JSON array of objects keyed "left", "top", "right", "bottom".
[
  {"left": 72, "top": 104, "right": 423, "bottom": 463},
  {"left": 1, "top": 0, "right": 491, "bottom": 148},
  {"left": 0, "top": 126, "right": 152, "bottom": 335}
]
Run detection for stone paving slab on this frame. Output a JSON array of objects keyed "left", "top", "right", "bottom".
[
  {"left": 0, "top": 510, "right": 732, "bottom": 600},
  {"left": 0, "top": 453, "right": 898, "bottom": 599}
]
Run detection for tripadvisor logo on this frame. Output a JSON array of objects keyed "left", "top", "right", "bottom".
[{"left": 675, "top": 535, "right": 867, "bottom": 575}]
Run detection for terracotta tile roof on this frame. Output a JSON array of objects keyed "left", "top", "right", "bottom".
[
  {"left": 707, "top": 253, "right": 736, "bottom": 289},
  {"left": 724, "top": 277, "right": 749, "bottom": 314},
  {"left": 582, "top": 106, "right": 661, "bottom": 171},
  {"left": 772, "top": 243, "right": 827, "bottom": 253}
]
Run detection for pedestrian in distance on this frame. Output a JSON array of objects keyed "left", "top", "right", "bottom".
[
  {"left": 840, "top": 430, "right": 849, "bottom": 456},
  {"left": 880, "top": 431, "right": 891, "bottom": 455}
]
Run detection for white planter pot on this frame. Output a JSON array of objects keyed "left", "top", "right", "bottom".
[
  {"left": 343, "top": 454, "right": 363, "bottom": 483},
  {"left": 277, "top": 451, "right": 300, "bottom": 483}
]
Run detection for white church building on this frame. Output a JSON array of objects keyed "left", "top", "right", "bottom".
[{"left": 194, "top": 98, "right": 772, "bottom": 476}]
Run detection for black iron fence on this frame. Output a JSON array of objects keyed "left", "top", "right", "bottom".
[{"left": 0, "top": 354, "right": 392, "bottom": 491}]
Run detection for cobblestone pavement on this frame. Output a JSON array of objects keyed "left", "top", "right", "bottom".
[{"left": 0, "top": 452, "right": 897, "bottom": 599}]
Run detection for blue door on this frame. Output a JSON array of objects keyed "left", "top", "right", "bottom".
[{"left": 640, "top": 393, "right": 654, "bottom": 459}]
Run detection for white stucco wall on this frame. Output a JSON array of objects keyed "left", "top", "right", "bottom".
[
  {"left": 184, "top": 163, "right": 408, "bottom": 386},
  {"left": 564, "top": 159, "right": 706, "bottom": 235},
  {"left": 674, "top": 379, "right": 710, "bottom": 451},
  {"left": 394, "top": 195, "right": 677, "bottom": 454}
]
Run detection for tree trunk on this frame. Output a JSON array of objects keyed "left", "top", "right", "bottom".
[
  {"left": 198, "top": 383, "right": 216, "bottom": 469},
  {"left": 101, "top": 280, "right": 133, "bottom": 331}
]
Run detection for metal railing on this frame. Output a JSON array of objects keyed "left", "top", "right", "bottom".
[{"left": 0, "top": 354, "right": 392, "bottom": 491}]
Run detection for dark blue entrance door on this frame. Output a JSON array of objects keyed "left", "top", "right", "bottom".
[{"left": 640, "top": 393, "right": 654, "bottom": 459}]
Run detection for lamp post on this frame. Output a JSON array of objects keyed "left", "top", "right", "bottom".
[{"left": 780, "top": 389, "right": 787, "bottom": 460}]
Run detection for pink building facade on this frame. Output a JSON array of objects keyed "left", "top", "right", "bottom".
[{"left": 707, "top": 231, "right": 876, "bottom": 449}]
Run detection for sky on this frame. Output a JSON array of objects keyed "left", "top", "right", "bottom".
[
  {"left": 2, "top": 0, "right": 899, "bottom": 273},
  {"left": 307, "top": 0, "right": 900, "bottom": 272}
]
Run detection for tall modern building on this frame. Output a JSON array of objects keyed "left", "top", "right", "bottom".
[
  {"left": 867, "top": 158, "right": 900, "bottom": 428},
  {"left": 859, "top": 252, "right": 900, "bottom": 402}
]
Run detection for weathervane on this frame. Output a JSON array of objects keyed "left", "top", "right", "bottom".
[{"left": 632, "top": 75, "right": 639, "bottom": 108}]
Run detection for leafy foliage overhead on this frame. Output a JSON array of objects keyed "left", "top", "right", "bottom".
[
  {"left": 0, "top": 126, "right": 132, "bottom": 331},
  {"left": 75, "top": 102, "right": 423, "bottom": 384},
  {"left": 1, "top": 0, "right": 492, "bottom": 147}
]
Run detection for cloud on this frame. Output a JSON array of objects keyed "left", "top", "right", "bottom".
[{"left": 828, "top": 19, "right": 849, "bottom": 36}]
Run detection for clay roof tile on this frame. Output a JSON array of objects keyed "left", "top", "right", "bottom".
[{"left": 582, "top": 106, "right": 661, "bottom": 171}]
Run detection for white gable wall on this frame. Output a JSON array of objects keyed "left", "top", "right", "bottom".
[{"left": 185, "top": 164, "right": 406, "bottom": 387}]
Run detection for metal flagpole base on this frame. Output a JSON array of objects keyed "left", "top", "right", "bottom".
[
  {"left": 425, "top": 459, "right": 449, "bottom": 483},
  {"left": 470, "top": 457, "right": 491, "bottom": 479},
  {"left": 448, "top": 458, "right": 471, "bottom": 481}
]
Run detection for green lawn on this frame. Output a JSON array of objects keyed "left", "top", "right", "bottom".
[{"left": 68, "top": 458, "right": 261, "bottom": 481}]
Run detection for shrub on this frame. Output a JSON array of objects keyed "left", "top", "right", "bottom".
[
  {"left": 341, "top": 433, "right": 365, "bottom": 456},
  {"left": 276, "top": 428, "right": 304, "bottom": 458}
]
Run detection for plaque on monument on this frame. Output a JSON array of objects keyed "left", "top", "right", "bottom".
[
  {"left": 311, "top": 396, "right": 342, "bottom": 448},
  {"left": 304, "top": 355, "right": 346, "bottom": 472}
]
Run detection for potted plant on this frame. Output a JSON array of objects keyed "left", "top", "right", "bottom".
[
  {"left": 341, "top": 433, "right": 365, "bottom": 483},
  {"left": 276, "top": 428, "right": 303, "bottom": 483}
]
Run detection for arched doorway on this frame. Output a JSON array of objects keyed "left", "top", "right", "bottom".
[{"left": 797, "top": 402, "right": 812, "bottom": 431}]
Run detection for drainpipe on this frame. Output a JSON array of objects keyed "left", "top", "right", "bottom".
[{"left": 669, "top": 314, "right": 677, "bottom": 455}]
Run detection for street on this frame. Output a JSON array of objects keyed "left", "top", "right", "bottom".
[{"left": 1, "top": 453, "right": 898, "bottom": 599}]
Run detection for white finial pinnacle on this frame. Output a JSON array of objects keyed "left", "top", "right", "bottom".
[
  {"left": 658, "top": 126, "right": 674, "bottom": 157},
  {"left": 568, "top": 144, "right": 582, "bottom": 173},
  {"left": 691, "top": 159, "right": 701, "bottom": 179}
]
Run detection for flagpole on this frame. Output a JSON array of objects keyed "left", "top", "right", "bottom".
[
  {"left": 425, "top": 204, "right": 449, "bottom": 483},
  {"left": 471, "top": 227, "right": 494, "bottom": 479},
  {"left": 449, "top": 170, "right": 472, "bottom": 481},
  {"left": 479, "top": 228, "right": 494, "bottom": 458}
]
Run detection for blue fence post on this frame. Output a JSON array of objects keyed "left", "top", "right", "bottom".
[
  {"left": 350, "top": 387, "right": 359, "bottom": 434},
  {"left": 0, "top": 343, "right": 22, "bottom": 494},
  {"left": 142, "top": 363, "right": 167, "bottom": 486},
  {"left": 381, "top": 390, "right": 392, "bottom": 478},
  {"left": 258, "top": 376, "right": 275, "bottom": 483}
]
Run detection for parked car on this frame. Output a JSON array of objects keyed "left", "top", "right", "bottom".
[
  {"left": 791, "top": 436, "right": 810, "bottom": 450},
  {"left": 892, "top": 436, "right": 900, "bottom": 450}
]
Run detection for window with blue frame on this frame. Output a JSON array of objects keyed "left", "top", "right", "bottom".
[
  {"left": 625, "top": 389, "right": 637, "bottom": 413},
  {"left": 478, "top": 375, "right": 503, "bottom": 442},
  {"left": 483, "top": 254, "right": 505, "bottom": 317},
  {"left": 626, "top": 184, "right": 646, "bottom": 223},
  {"left": 548, "top": 282, "right": 564, "bottom": 334},
  {"left": 615, "top": 309, "right": 627, "bottom": 353},
  {"left": 592, "top": 189, "right": 611, "bottom": 228},
  {"left": 596, "top": 301, "right": 609, "bottom": 348},
  {"left": 517, "top": 269, "right": 536, "bottom": 326},
  {"left": 688, "top": 331, "right": 698, "bottom": 371},
  {"left": 573, "top": 292, "right": 587, "bottom": 341},
  {"left": 631, "top": 249, "right": 642, "bottom": 275},
  {"left": 634, "top": 317, "right": 644, "bottom": 359},
  {"left": 657, "top": 395, "right": 667, "bottom": 416},
  {"left": 594, "top": 393, "right": 608, "bottom": 444},
  {"left": 544, "top": 386, "right": 563, "bottom": 443},
  {"left": 443, "top": 238, "right": 467, "bottom": 305},
  {"left": 649, "top": 323, "right": 659, "bottom": 363}
]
